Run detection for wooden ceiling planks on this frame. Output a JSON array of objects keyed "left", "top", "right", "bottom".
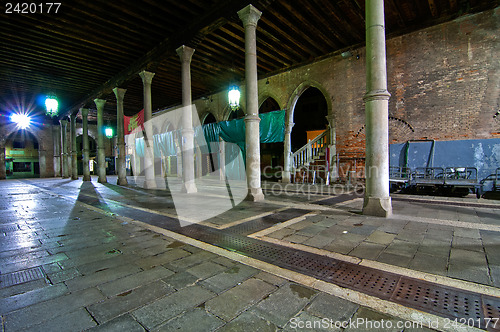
[{"left": 0, "top": 0, "right": 498, "bottom": 121}]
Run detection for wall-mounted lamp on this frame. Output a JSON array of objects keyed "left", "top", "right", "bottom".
[{"left": 228, "top": 86, "right": 240, "bottom": 110}]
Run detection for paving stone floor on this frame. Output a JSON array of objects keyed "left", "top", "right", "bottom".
[{"left": 1, "top": 177, "right": 499, "bottom": 331}]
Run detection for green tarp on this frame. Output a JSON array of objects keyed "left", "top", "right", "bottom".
[{"left": 132, "top": 109, "right": 285, "bottom": 161}]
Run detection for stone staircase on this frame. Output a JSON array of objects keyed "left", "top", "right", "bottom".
[{"left": 290, "top": 129, "right": 330, "bottom": 184}]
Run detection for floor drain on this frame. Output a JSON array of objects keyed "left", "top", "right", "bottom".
[{"left": 0, "top": 267, "right": 46, "bottom": 288}]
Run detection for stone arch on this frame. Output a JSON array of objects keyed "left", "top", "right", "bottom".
[
  {"left": 258, "top": 93, "right": 283, "bottom": 111},
  {"left": 355, "top": 116, "right": 415, "bottom": 143},
  {"left": 258, "top": 96, "right": 281, "bottom": 114},
  {"left": 286, "top": 80, "right": 333, "bottom": 130},
  {"left": 201, "top": 112, "right": 218, "bottom": 124},
  {"left": 282, "top": 81, "right": 334, "bottom": 183}
]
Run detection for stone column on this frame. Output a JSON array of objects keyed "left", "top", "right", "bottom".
[
  {"left": 94, "top": 98, "right": 107, "bottom": 184},
  {"left": 139, "top": 70, "right": 156, "bottom": 189},
  {"left": 52, "top": 124, "right": 61, "bottom": 177},
  {"left": 362, "top": 0, "right": 392, "bottom": 217},
  {"left": 81, "top": 108, "right": 91, "bottom": 181},
  {"left": 60, "top": 119, "right": 69, "bottom": 178},
  {"left": 113, "top": 87, "right": 128, "bottom": 186},
  {"left": 176, "top": 45, "right": 197, "bottom": 193},
  {"left": 38, "top": 149, "right": 47, "bottom": 178},
  {"left": 0, "top": 142, "right": 6, "bottom": 180},
  {"left": 219, "top": 139, "right": 226, "bottom": 180},
  {"left": 238, "top": 5, "right": 264, "bottom": 201},
  {"left": 282, "top": 121, "right": 294, "bottom": 183},
  {"left": 70, "top": 114, "right": 78, "bottom": 180},
  {"left": 326, "top": 115, "right": 337, "bottom": 182}
]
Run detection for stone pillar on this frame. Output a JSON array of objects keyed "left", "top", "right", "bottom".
[
  {"left": 282, "top": 121, "right": 294, "bottom": 183},
  {"left": 326, "top": 115, "right": 337, "bottom": 182},
  {"left": 238, "top": 5, "right": 264, "bottom": 201},
  {"left": 362, "top": 0, "right": 392, "bottom": 217},
  {"left": 113, "top": 87, "right": 128, "bottom": 186},
  {"left": 0, "top": 142, "right": 6, "bottom": 180},
  {"left": 94, "top": 98, "right": 107, "bottom": 184},
  {"left": 52, "top": 124, "right": 61, "bottom": 177},
  {"left": 176, "top": 145, "right": 182, "bottom": 178},
  {"left": 38, "top": 149, "right": 47, "bottom": 178},
  {"left": 60, "top": 119, "right": 69, "bottom": 178},
  {"left": 139, "top": 70, "right": 156, "bottom": 189},
  {"left": 70, "top": 114, "right": 78, "bottom": 180},
  {"left": 176, "top": 45, "right": 197, "bottom": 193},
  {"left": 219, "top": 139, "right": 226, "bottom": 180},
  {"left": 81, "top": 108, "right": 91, "bottom": 181}
]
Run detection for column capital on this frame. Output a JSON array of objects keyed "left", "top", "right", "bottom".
[
  {"left": 80, "top": 107, "right": 89, "bottom": 117},
  {"left": 176, "top": 45, "right": 195, "bottom": 64},
  {"left": 113, "top": 87, "right": 127, "bottom": 101},
  {"left": 94, "top": 98, "right": 106, "bottom": 109},
  {"left": 285, "top": 122, "right": 294, "bottom": 133},
  {"left": 139, "top": 70, "right": 155, "bottom": 85},
  {"left": 70, "top": 113, "right": 77, "bottom": 121},
  {"left": 238, "top": 4, "right": 262, "bottom": 27},
  {"left": 59, "top": 119, "right": 68, "bottom": 126}
]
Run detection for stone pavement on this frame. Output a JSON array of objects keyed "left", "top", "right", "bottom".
[{"left": 1, "top": 177, "right": 499, "bottom": 331}]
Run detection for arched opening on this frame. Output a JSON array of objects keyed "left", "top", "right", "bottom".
[
  {"left": 76, "top": 135, "right": 97, "bottom": 175},
  {"left": 200, "top": 113, "right": 219, "bottom": 176},
  {"left": 291, "top": 87, "right": 328, "bottom": 151},
  {"left": 5, "top": 130, "right": 40, "bottom": 179},
  {"left": 203, "top": 113, "right": 217, "bottom": 124},
  {"left": 227, "top": 107, "right": 245, "bottom": 120},
  {"left": 259, "top": 97, "right": 283, "bottom": 181}
]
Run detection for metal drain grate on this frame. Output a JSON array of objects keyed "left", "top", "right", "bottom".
[
  {"left": 0, "top": 225, "right": 19, "bottom": 233},
  {"left": 0, "top": 267, "right": 46, "bottom": 288},
  {"left": 482, "top": 296, "right": 500, "bottom": 331},
  {"left": 392, "top": 278, "right": 483, "bottom": 323},
  {"left": 321, "top": 262, "right": 400, "bottom": 300}
]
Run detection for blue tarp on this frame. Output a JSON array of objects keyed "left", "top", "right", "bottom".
[{"left": 390, "top": 138, "right": 500, "bottom": 181}]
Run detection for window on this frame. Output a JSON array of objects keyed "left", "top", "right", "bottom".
[{"left": 13, "top": 162, "right": 32, "bottom": 172}]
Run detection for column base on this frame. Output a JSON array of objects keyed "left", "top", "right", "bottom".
[
  {"left": 83, "top": 175, "right": 91, "bottom": 182},
  {"left": 362, "top": 196, "right": 392, "bottom": 218},
  {"left": 143, "top": 179, "right": 157, "bottom": 189},
  {"left": 245, "top": 188, "right": 265, "bottom": 202},
  {"left": 281, "top": 171, "right": 291, "bottom": 183},
  {"left": 71, "top": 176, "right": 78, "bottom": 180},
  {"left": 117, "top": 178, "right": 128, "bottom": 186},
  {"left": 181, "top": 181, "right": 197, "bottom": 194},
  {"left": 98, "top": 177, "right": 107, "bottom": 184}
]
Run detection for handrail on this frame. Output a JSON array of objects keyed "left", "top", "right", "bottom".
[{"left": 291, "top": 129, "right": 329, "bottom": 170}]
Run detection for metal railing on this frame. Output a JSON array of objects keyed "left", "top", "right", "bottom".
[
  {"left": 443, "top": 167, "right": 477, "bottom": 187},
  {"left": 291, "top": 129, "right": 329, "bottom": 170}
]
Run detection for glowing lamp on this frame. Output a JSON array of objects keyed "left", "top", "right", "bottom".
[
  {"left": 45, "top": 97, "right": 58, "bottom": 117},
  {"left": 228, "top": 86, "right": 240, "bottom": 110},
  {"left": 105, "top": 127, "right": 113, "bottom": 138},
  {"left": 10, "top": 113, "right": 31, "bottom": 129}
]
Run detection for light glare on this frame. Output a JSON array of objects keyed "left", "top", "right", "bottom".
[
  {"left": 228, "top": 87, "right": 240, "bottom": 110},
  {"left": 10, "top": 113, "right": 31, "bottom": 129}
]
